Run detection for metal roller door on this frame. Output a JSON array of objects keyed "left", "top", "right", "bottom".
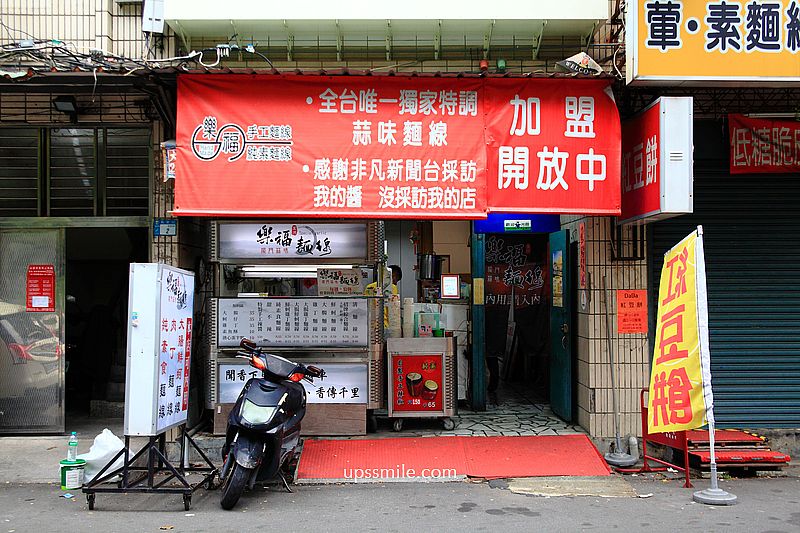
[{"left": 650, "top": 169, "right": 800, "bottom": 428}]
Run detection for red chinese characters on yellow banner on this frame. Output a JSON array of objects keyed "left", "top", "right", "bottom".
[
  {"left": 174, "top": 75, "right": 620, "bottom": 218},
  {"left": 647, "top": 231, "right": 707, "bottom": 434}
]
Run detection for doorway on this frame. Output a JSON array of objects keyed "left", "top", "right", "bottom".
[
  {"left": 65, "top": 228, "right": 148, "bottom": 420},
  {"left": 483, "top": 233, "right": 551, "bottom": 406}
]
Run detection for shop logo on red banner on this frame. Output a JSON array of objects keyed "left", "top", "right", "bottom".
[
  {"left": 729, "top": 114, "right": 800, "bottom": 174},
  {"left": 174, "top": 75, "right": 621, "bottom": 218}
]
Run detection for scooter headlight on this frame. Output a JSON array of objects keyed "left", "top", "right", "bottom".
[{"left": 240, "top": 399, "right": 277, "bottom": 425}]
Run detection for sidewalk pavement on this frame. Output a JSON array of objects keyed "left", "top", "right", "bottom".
[{"left": 0, "top": 468, "right": 798, "bottom": 532}]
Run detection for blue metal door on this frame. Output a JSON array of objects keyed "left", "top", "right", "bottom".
[{"left": 549, "top": 230, "right": 572, "bottom": 421}]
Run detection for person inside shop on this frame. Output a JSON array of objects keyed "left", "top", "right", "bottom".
[
  {"left": 364, "top": 264, "right": 402, "bottom": 297},
  {"left": 364, "top": 265, "right": 402, "bottom": 331}
]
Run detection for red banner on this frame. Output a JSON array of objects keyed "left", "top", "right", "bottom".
[
  {"left": 729, "top": 114, "right": 800, "bottom": 174},
  {"left": 621, "top": 99, "right": 661, "bottom": 221},
  {"left": 485, "top": 79, "right": 620, "bottom": 215},
  {"left": 175, "top": 75, "right": 620, "bottom": 218}
]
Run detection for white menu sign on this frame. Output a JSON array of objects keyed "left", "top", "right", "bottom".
[
  {"left": 218, "top": 362, "right": 367, "bottom": 404},
  {"left": 157, "top": 268, "right": 195, "bottom": 433},
  {"left": 218, "top": 223, "right": 367, "bottom": 260},
  {"left": 218, "top": 297, "right": 368, "bottom": 347}
]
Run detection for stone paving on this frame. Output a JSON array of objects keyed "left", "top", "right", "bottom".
[{"left": 371, "top": 383, "right": 585, "bottom": 438}]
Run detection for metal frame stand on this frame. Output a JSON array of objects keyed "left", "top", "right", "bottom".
[{"left": 82, "top": 425, "right": 218, "bottom": 511}]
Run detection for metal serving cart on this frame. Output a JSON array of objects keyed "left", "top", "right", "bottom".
[{"left": 386, "top": 337, "right": 457, "bottom": 431}]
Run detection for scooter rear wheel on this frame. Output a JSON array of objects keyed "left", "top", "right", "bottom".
[{"left": 220, "top": 463, "right": 251, "bottom": 510}]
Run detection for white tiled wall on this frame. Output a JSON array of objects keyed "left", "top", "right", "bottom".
[{"left": 562, "top": 215, "right": 649, "bottom": 444}]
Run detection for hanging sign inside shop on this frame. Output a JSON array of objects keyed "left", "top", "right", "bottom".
[
  {"left": 617, "top": 289, "right": 648, "bottom": 334},
  {"left": 627, "top": 0, "right": 800, "bottom": 84},
  {"left": 391, "top": 353, "right": 444, "bottom": 412},
  {"left": 620, "top": 97, "right": 694, "bottom": 225},
  {"left": 316, "top": 267, "right": 362, "bottom": 296},
  {"left": 26, "top": 264, "right": 55, "bottom": 312},
  {"left": 218, "top": 362, "right": 367, "bottom": 404},
  {"left": 174, "top": 75, "right": 621, "bottom": 218},
  {"left": 728, "top": 114, "right": 800, "bottom": 174},
  {"left": 218, "top": 222, "right": 367, "bottom": 260},
  {"left": 484, "top": 234, "right": 548, "bottom": 308},
  {"left": 647, "top": 228, "right": 714, "bottom": 434}
]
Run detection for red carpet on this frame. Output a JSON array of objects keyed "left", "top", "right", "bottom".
[{"left": 296, "top": 435, "right": 610, "bottom": 482}]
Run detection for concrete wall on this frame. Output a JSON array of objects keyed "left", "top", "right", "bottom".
[
  {"left": 0, "top": 0, "right": 176, "bottom": 58},
  {"left": 562, "top": 215, "right": 649, "bottom": 448},
  {"left": 433, "top": 221, "right": 471, "bottom": 276}
]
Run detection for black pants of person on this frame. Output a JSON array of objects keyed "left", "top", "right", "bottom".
[{"left": 485, "top": 307, "right": 509, "bottom": 394}]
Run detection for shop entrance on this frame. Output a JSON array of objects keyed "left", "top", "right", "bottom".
[
  {"left": 64, "top": 227, "right": 148, "bottom": 421},
  {"left": 484, "top": 232, "right": 552, "bottom": 407}
]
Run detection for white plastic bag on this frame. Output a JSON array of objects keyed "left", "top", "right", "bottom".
[{"left": 76, "top": 428, "right": 126, "bottom": 482}]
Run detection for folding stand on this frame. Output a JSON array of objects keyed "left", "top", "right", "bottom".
[
  {"left": 82, "top": 425, "right": 218, "bottom": 510},
  {"left": 614, "top": 388, "right": 693, "bottom": 488}
]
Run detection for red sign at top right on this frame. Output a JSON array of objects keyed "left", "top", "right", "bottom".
[{"left": 729, "top": 114, "right": 800, "bottom": 174}]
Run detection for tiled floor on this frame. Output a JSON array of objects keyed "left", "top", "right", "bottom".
[{"left": 370, "top": 381, "right": 585, "bottom": 438}]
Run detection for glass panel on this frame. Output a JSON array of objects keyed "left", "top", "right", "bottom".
[
  {"left": 49, "top": 128, "right": 96, "bottom": 216},
  {"left": 0, "top": 229, "right": 64, "bottom": 434},
  {"left": 0, "top": 129, "right": 39, "bottom": 216}
]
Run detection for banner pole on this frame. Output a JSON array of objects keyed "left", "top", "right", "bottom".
[
  {"left": 692, "top": 226, "right": 737, "bottom": 505},
  {"left": 602, "top": 275, "right": 636, "bottom": 467}
]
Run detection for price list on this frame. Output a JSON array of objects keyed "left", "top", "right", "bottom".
[{"left": 218, "top": 298, "right": 368, "bottom": 347}]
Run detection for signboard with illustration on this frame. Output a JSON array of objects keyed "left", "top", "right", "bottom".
[{"left": 390, "top": 353, "right": 444, "bottom": 413}]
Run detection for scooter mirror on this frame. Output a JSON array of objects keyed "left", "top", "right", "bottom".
[{"left": 240, "top": 338, "right": 257, "bottom": 350}]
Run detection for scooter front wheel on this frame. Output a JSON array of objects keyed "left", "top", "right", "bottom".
[{"left": 220, "top": 463, "right": 251, "bottom": 510}]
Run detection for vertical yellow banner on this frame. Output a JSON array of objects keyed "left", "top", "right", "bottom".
[{"left": 647, "top": 230, "right": 707, "bottom": 434}]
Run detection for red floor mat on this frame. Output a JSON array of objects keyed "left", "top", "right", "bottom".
[{"left": 296, "top": 435, "right": 610, "bottom": 482}]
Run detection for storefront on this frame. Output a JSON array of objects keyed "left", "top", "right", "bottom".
[
  {"left": 172, "top": 73, "right": 623, "bottom": 434},
  {"left": 620, "top": 0, "right": 800, "bottom": 442},
  {"left": 0, "top": 76, "right": 171, "bottom": 434}
]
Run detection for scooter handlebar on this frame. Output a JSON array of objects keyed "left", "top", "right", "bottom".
[{"left": 305, "top": 365, "right": 323, "bottom": 378}]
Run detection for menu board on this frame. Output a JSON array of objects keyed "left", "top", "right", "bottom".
[
  {"left": 156, "top": 268, "right": 194, "bottom": 432},
  {"left": 218, "top": 297, "right": 368, "bottom": 347},
  {"left": 391, "top": 353, "right": 444, "bottom": 413}
]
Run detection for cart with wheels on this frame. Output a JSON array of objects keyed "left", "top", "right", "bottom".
[{"left": 386, "top": 337, "right": 458, "bottom": 432}]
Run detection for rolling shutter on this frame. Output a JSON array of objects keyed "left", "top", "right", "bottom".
[{"left": 651, "top": 168, "right": 800, "bottom": 428}]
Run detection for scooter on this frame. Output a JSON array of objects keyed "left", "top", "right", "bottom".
[{"left": 219, "top": 338, "right": 323, "bottom": 510}]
